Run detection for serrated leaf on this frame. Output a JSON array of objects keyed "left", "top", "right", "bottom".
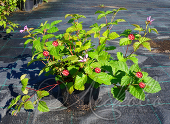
[
  {"left": 118, "top": 8, "right": 127, "bottom": 11},
  {"left": 68, "top": 18, "right": 74, "bottom": 23},
  {"left": 33, "top": 37, "right": 43, "bottom": 52},
  {"left": 109, "top": 32, "right": 119, "bottom": 40},
  {"left": 74, "top": 74, "right": 87, "bottom": 90},
  {"left": 121, "top": 75, "right": 133, "bottom": 86},
  {"left": 114, "top": 61, "right": 129, "bottom": 73},
  {"left": 65, "top": 14, "right": 72, "bottom": 19},
  {"left": 133, "top": 42, "right": 140, "bottom": 51},
  {"left": 24, "top": 39, "right": 33, "bottom": 48},
  {"left": 111, "top": 86, "right": 126, "bottom": 102},
  {"left": 50, "top": 20, "right": 62, "bottom": 27},
  {"left": 37, "top": 90, "right": 49, "bottom": 99},
  {"left": 120, "top": 29, "right": 132, "bottom": 37},
  {"left": 117, "top": 52, "right": 126, "bottom": 62},
  {"left": 128, "top": 57, "right": 138, "bottom": 64},
  {"left": 120, "top": 38, "right": 131, "bottom": 46},
  {"left": 129, "top": 64, "right": 141, "bottom": 73},
  {"left": 38, "top": 101, "right": 49, "bottom": 112},
  {"left": 102, "top": 29, "right": 110, "bottom": 37},
  {"left": 116, "top": 19, "right": 126, "bottom": 22},
  {"left": 97, "top": 14, "right": 105, "bottom": 20},
  {"left": 139, "top": 37, "right": 151, "bottom": 43},
  {"left": 42, "top": 34, "right": 55, "bottom": 42},
  {"left": 24, "top": 101, "right": 34, "bottom": 110},
  {"left": 129, "top": 85, "right": 145, "bottom": 101},
  {"left": 88, "top": 72, "right": 113, "bottom": 85},
  {"left": 142, "top": 42, "right": 151, "bottom": 51},
  {"left": 67, "top": 65, "right": 79, "bottom": 75},
  {"left": 99, "top": 37, "right": 107, "bottom": 44},
  {"left": 22, "top": 95, "right": 30, "bottom": 102},
  {"left": 47, "top": 27, "right": 59, "bottom": 33},
  {"left": 143, "top": 77, "right": 161, "bottom": 93}
]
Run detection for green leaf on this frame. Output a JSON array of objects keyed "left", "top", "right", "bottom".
[
  {"left": 102, "top": 29, "right": 110, "bottom": 37},
  {"left": 151, "top": 28, "right": 158, "bottom": 34},
  {"left": 121, "top": 75, "right": 133, "bottom": 86},
  {"left": 64, "top": 55, "right": 78, "bottom": 63},
  {"left": 109, "top": 32, "right": 119, "bottom": 40},
  {"left": 65, "top": 14, "right": 72, "bottom": 19},
  {"left": 131, "top": 24, "right": 140, "bottom": 28},
  {"left": 42, "top": 34, "right": 55, "bottom": 42},
  {"left": 119, "top": 38, "right": 131, "bottom": 46},
  {"left": 20, "top": 74, "right": 27, "bottom": 81},
  {"left": 67, "top": 82, "right": 74, "bottom": 94},
  {"left": 24, "top": 101, "right": 34, "bottom": 110},
  {"left": 33, "top": 37, "right": 43, "bottom": 52},
  {"left": 105, "top": 10, "right": 113, "bottom": 15},
  {"left": 21, "top": 78, "right": 28, "bottom": 92},
  {"left": 142, "top": 42, "right": 151, "bottom": 51},
  {"left": 37, "top": 90, "right": 49, "bottom": 99},
  {"left": 68, "top": 18, "right": 74, "bottom": 23},
  {"left": 67, "top": 65, "right": 79, "bottom": 75},
  {"left": 47, "top": 27, "right": 59, "bottom": 33},
  {"left": 111, "top": 86, "right": 126, "bottom": 102},
  {"left": 18, "top": 102, "right": 24, "bottom": 112},
  {"left": 95, "top": 10, "right": 105, "bottom": 14},
  {"left": 139, "top": 37, "right": 151, "bottom": 43},
  {"left": 24, "top": 39, "right": 33, "bottom": 48},
  {"left": 118, "top": 8, "right": 127, "bottom": 11},
  {"left": 143, "top": 77, "right": 161, "bottom": 93},
  {"left": 97, "top": 44, "right": 105, "bottom": 53},
  {"left": 38, "top": 101, "right": 49, "bottom": 112},
  {"left": 129, "top": 85, "right": 145, "bottom": 101},
  {"left": 99, "top": 37, "right": 107, "bottom": 44},
  {"left": 120, "top": 29, "right": 132, "bottom": 37},
  {"left": 116, "top": 19, "right": 126, "bottom": 23},
  {"left": 117, "top": 52, "right": 126, "bottom": 62},
  {"left": 74, "top": 74, "right": 87, "bottom": 90},
  {"left": 133, "top": 42, "right": 140, "bottom": 51},
  {"left": 50, "top": 20, "right": 62, "bottom": 27},
  {"left": 105, "top": 46, "right": 116, "bottom": 51},
  {"left": 88, "top": 72, "right": 113, "bottom": 85},
  {"left": 128, "top": 57, "right": 138, "bottom": 64},
  {"left": 134, "top": 27, "right": 144, "bottom": 31},
  {"left": 114, "top": 61, "right": 129, "bottom": 73},
  {"left": 97, "top": 14, "right": 105, "bottom": 20},
  {"left": 6, "top": 29, "right": 11, "bottom": 33},
  {"left": 129, "top": 63, "right": 141, "bottom": 73},
  {"left": 22, "top": 95, "right": 30, "bottom": 102}
]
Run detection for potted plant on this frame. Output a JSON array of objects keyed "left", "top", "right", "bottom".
[{"left": 8, "top": 8, "right": 161, "bottom": 115}]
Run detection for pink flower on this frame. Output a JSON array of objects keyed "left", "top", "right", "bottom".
[
  {"left": 147, "top": 16, "right": 154, "bottom": 24},
  {"left": 20, "top": 25, "right": 28, "bottom": 33},
  {"left": 79, "top": 54, "right": 88, "bottom": 62}
]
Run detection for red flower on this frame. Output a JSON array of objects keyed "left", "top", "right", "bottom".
[
  {"left": 43, "top": 51, "right": 49, "bottom": 57},
  {"left": 128, "top": 34, "right": 135, "bottom": 40},
  {"left": 52, "top": 41, "right": 59, "bottom": 47},
  {"left": 62, "top": 70, "right": 69, "bottom": 76},
  {"left": 139, "top": 82, "right": 146, "bottom": 88},
  {"left": 95, "top": 67, "right": 101, "bottom": 73},
  {"left": 136, "top": 72, "right": 143, "bottom": 78}
]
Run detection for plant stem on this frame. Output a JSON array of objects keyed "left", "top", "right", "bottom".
[{"left": 125, "top": 44, "right": 129, "bottom": 57}]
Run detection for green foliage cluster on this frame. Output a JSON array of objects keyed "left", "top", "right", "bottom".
[
  {"left": 0, "top": 0, "right": 19, "bottom": 33},
  {"left": 8, "top": 8, "right": 161, "bottom": 114}
]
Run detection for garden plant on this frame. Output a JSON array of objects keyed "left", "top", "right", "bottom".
[{"left": 8, "top": 8, "right": 161, "bottom": 115}]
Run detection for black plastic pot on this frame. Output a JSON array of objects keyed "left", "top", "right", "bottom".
[
  {"left": 61, "top": 83, "right": 100, "bottom": 111},
  {"left": 20, "top": 0, "right": 34, "bottom": 11}
]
